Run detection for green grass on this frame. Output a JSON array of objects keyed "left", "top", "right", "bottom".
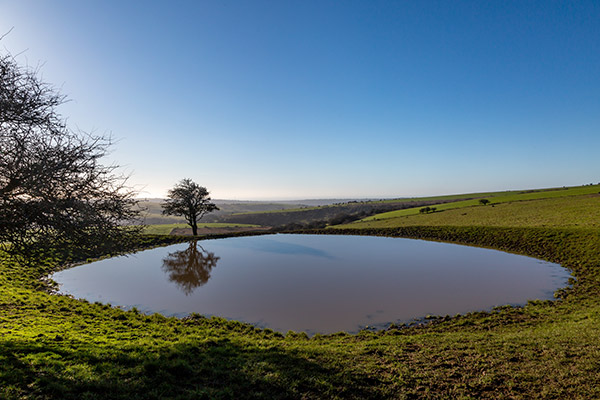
[
  {"left": 229, "top": 185, "right": 599, "bottom": 217},
  {"left": 142, "top": 223, "right": 259, "bottom": 235},
  {"left": 374, "top": 183, "right": 600, "bottom": 203},
  {"left": 338, "top": 193, "right": 600, "bottom": 230},
  {"left": 2, "top": 186, "right": 600, "bottom": 398},
  {"left": 352, "top": 184, "right": 600, "bottom": 223}
]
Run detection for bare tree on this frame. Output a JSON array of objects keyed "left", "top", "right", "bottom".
[
  {"left": 162, "top": 179, "right": 219, "bottom": 235},
  {"left": 0, "top": 50, "right": 143, "bottom": 260}
]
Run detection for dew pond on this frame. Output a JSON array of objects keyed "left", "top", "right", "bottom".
[{"left": 51, "top": 234, "right": 570, "bottom": 335}]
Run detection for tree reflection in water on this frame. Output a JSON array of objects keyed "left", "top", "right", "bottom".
[{"left": 161, "top": 241, "right": 220, "bottom": 295}]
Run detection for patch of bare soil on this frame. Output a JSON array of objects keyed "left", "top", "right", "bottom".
[{"left": 169, "top": 226, "right": 272, "bottom": 236}]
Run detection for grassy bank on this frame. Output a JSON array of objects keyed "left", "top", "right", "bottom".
[
  {"left": 2, "top": 193, "right": 600, "bottom": 398},
  {"left": 142, "top": 223, "right": 260, "bottom": 235}
]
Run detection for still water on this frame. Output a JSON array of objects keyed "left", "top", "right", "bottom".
[{"left": 51, "top": 234, "right": 570, "bottom": 335}]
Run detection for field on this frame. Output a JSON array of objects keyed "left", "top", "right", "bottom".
[
  {"left": 142, "top": 223, "right": 260, "bottom": 235},
  {"left": 352, "top": 184, "right": 600, "bottom": 223},
  {"left": 339, "top": 193, "right": 600, "bottom": 230},
  {"left": 138, "top": 199, "right": 307, "bottom": 225},
  {"left": 216, "top": 198, "right": 472, "bottom": 228},
  {"left": 1, "top": 185, "right": 600, "bottom": 398}
]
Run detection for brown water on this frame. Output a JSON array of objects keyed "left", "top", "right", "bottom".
[{"left": 51, "top": 234, "right": 570, "bottom": 335}]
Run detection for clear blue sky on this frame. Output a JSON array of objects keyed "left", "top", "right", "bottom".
[{"left": 2, "top": 1, "right": 599, "bottom": 199}]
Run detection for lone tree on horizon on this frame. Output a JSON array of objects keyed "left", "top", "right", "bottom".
[
  {"left": 162, "top": 179, "right": 219, "bottom": 235},
  {"left": 0, "top": 48, "right": 142, "bottom": 261}
]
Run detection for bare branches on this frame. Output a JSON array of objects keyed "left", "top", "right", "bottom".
[
  {"left": 0, "top": 49, "right": 143, "bottom": 260},
  {"left": 0, "top": 27, "right": 14, "bottom": 42}
]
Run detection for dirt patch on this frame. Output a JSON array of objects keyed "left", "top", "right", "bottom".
[{"left": 169, "top": 226, "right": 272, "bottom": 236}]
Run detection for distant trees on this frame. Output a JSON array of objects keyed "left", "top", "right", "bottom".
[
  {"left": 419, "top": 207, "right": 437, "bottom": 214},
  {"left": 479, "top": 199, "right": 490, "bottom": 206},
  {"left": 0, "top": 50, "right": 142, "bottom": 260},
  {"left": 162, "top": 179, "right": 219, "bottom": 235}
]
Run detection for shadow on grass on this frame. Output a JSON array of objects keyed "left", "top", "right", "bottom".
[{"left": 0, "top": 337, "right": 382, "bottom": 399}]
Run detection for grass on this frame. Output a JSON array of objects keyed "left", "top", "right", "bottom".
[
  {"left": 338, "top": 193, "right": 600, "bottom": 230},
  {"left": 139, "top": 200, "right": 307, "bottom": 225},
  {"left": 142, "top": 223, "right": 260, "bottom": 235},
  {"left": 2, "top": 186, "right": 600, "bottom": 398},
  {"left": 229, "top": 184, "right": 599, "bottom": 216},
  {"left": 350, "top": 184, "right": 600, "bottom": 223}
]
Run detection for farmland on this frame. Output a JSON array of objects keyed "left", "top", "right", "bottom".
[
  {"left": 339, "top": 190, "right": 600, "bottom": 230},
  {"left": 138, "top": 199, "right": 308, "bottom": 225},
  {"left": 353, "top": 184, "right": 600, "bottom": 224},
  {"left": 142, "top": 223, "right": 260, "bottom": 235}
]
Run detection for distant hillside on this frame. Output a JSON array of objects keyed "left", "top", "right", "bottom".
[
  {"left": 214, "top": 184, "right": 600, "bottom": 229},
  {"left": 336, "top": 184, "right": 600, "bottom": 229},
  {"left": 215, "top": 198, "right": 469, "bottom": 229},
  {"left": 136, "top": 184, "right": 600, "bottom": 227},
  {"left": 137, "top": 199, "right": 308, "bottom": 225},
  {"left": 271, "top": 198, "right": 389, "bottom": 207}
]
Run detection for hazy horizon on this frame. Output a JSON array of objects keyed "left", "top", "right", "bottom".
[{"left": 136, "top": 182, "right": 598, "bottom": 204}]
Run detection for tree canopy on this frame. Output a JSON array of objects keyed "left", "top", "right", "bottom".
[
  {"left": 0, "top": 51, "right": 142, "bottom": 260},
  {"left": 162, "top": 179, "right": 219, "bottom": 235}
]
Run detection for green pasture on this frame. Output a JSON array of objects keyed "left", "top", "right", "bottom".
[
  {"left": 224, "top": 190, "right": 498, "bottom": 215},
  {"left": 2, "top": 185, "right": 600, "bottom": 398},
  {"left": 354, "top": 184, "right": 600, "bottom": 223},
  {"left": 374, "top": 183, "right": 600, "bottom": 204},
  {"left": 142, "top": 223, "right": 259, "bottom": 235},
  {"left": 225, "top": 184, "right": 599, "bottom": 218},
  {"left": 338, "top": 193, "right": 600, "bottom": 230}
]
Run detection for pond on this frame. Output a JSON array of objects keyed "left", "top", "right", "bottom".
[{"left": 51, "top": 234, "right": 571, "bottom": 335}]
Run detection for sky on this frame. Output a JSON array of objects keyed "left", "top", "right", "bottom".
[{"left": 1, "top": 0, "right": 599, "bottom": 200}]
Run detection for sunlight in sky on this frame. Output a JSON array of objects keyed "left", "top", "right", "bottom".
[{"left": 1, "top": 1, "right": 599, "bottom": 199}]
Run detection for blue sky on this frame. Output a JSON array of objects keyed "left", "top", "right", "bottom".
[{"left": 2, "top": 1, "right": 599, "bottom": 199}]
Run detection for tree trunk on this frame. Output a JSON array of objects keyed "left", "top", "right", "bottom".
[{"left": 192, "top": 223, "right": 198, "bottom": 236}]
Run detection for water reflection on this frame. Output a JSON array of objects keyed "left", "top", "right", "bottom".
[
  {"left": 161, "top": 241, "right": 220, "bottom": 295},
  {"left": 53, "top": 234, "right": 571, "bottom": 334},
  {"left": 228, "top": 237, "right": 334, "bottom": 259}
]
